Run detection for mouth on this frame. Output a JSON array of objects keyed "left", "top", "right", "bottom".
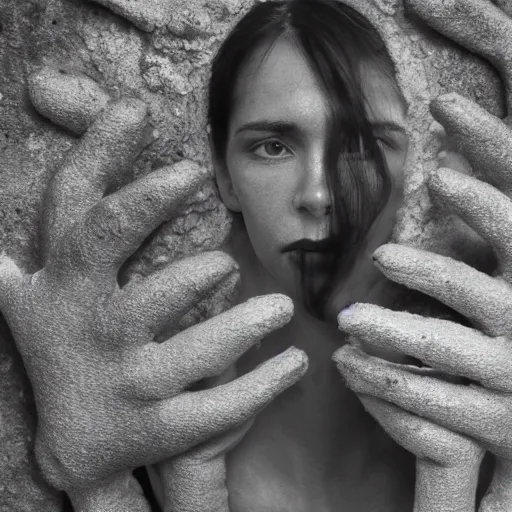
[
  {"left": 281, "top": 238, "right": 341, "bottom": 321},
  {"left": 282, "top": 237, "right": 338, "bottom": 254}
]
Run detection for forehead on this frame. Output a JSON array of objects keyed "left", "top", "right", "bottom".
[
  {"left": 229, "top": 37, "right": 405, "bottom": 131},
  {"left": 230, "top": 37, "right": 328, "bottom": 133}
]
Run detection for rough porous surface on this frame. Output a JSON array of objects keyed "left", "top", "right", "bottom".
[{"left": 0, "top": 0, "right": 508, "bottom": 509}]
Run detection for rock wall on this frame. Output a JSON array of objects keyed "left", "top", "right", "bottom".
[{"left": 0, "top": 0, "right": 506, "bottom": 509}]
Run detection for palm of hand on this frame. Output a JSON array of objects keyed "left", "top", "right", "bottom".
[{"left": 335, "top": 1, "right": 512, "bottom": 511}]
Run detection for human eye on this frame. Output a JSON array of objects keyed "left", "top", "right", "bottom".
[
  {"left": 250, "top": 140, "right": 292, "bottom": 160},
  {"left": 376, "top": 135, "right": 399, "bottom": 151}
]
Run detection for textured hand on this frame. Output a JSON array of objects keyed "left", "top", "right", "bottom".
[
  {"left": 149, "top": 368, "right": 253, "bottom": 512},
  {"left": 0, "top": 96, "right": 308, "bottom": 510},
  {"left": 157, "top": 425, "right": 251, "bottom": 512},
  {"left": 334, "top": 1, "right": 512, "bottom": 511}
]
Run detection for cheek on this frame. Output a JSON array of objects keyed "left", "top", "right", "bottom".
[
  {"left": 226, "top": 155, "right": 301, "bottom": 283},
  {"left": 384, "top": 142, "right": 408, "bottom": 186},
  {"left": 228, "top": 156, "right": 297, "bottom": 240}
]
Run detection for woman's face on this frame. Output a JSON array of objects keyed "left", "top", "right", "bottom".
[{"left": 218, "top": 37, "right": 408, "bottom": 315}]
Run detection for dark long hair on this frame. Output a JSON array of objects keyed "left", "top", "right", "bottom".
[{"left": 208, "top": 0, "right": 394, "bottom": 319}]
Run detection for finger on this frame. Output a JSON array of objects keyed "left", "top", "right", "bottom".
[
  {"left": 43, "top": 98, "right": 150, "bottom": 263},
  {"left": 338, "top": 303, "right": 512, "bottom": 391},
  {"left": 160, "top": 423, "right": 253, "bottom": 512},
  {"left": 359, "top": 396, "right": 482, "bottom": 512},
  {"left": 405, "top": 0, "right": 512, "bottom": 111},
  {"left": 358, "top": 395, "right": 483, "bottom": 467},
  {"left": 161, "top": 454, "right": 228, "bottom": 512},
  {"left": 143, "top": 346, "right": 308, "bottom": 461},
  {"left": 54, "top": 161, "right": 207, "bottom": 278},
  {"left": 181, "top": 420, "right": 254, "bottom": 462},
  {"left": 334, "top": 345, "right": 510, "bottom": 454},
  {"left": 126, "top": 294, "right": 295, "bottom": 399},
  {"left": 116, "top": 251, "right": 239, "bottom": 340},
  {"left": 427, "top": 167, "right": 512, "bottom": 281},
  {"left": 372, "top": 243, "right": 512, "bottom": 337},
  {"left": 415, "top": 461, "right": 480, "bottom": 512},
  {"left": 172, "top": 269, "right": 241, "bottom": 341},
  {"left": 29, "top": 66, "right": 110, "bottom": 135},
  {"left": 92, "top": 0, "right": 171, "bottom": 31},
  {"left": 480, "top": 458, "right": 512, "bottom": 511},
  {"left": 68, "top": 471, "right": 150, "bottom": 512},
  {"left": 430, "top": 93, "right": 512, "bottom": 195}
]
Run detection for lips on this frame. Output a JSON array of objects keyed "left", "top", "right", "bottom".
[
  {"left": 283, "top": 238, "right": 339, "bottom": 279},
  {"left": 282, "top": 237, "right": 338, "bottom": 254}
]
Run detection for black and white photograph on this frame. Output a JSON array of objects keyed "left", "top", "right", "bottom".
[{"left": 0, "top": 0, "right": 511, "bottom": 510}]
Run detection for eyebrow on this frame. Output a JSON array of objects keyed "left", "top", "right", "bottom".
[
  {"left": 235, "top": 121, "right": 297, "bottom": 135},
  {"left": 235, "top": 120, "right": 407, "bottom": 136}
]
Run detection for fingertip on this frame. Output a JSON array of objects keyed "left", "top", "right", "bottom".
[
  {"left": 171, "top": 159, "right": 211, "bottom": 190},
  {"left": 280, "top": 346, "right": 308, "bottom": 373},
  {"left": 172, "top": 158, "right": 209, "bottom": 176},
  {"left": 337, "top": 303, "right": 373, "bottom": 331},
  {"left": 427, "top": 166, "right": 464, "bottom": 197},
  {"left": 269, "top": 293, "right": 295, "bottom": 320},
  {"left": 337, "top": 303, "right": 354, "bottom": 324},
  {"left": 28, "top": 66, "right": 111, "bottom": 135},
  {"left": 372, "top": 243, "right": 422, "bottom": 275},
  {"left": 431, "top": 92, "right": 461, "bottom": 109},
  {"left": 245, "top": 293, "right": 295, "bottom": 327},
  {"left": 331, "top": 344, "right": 353, "bottom": 368},
  {"left": 205, "top": 250, "right": 240, "bottom": 273},
  {"left": 142, "top": 163, "right": 209, "bottom": 211},
  {"left": 150, "top": 161, "right": 210, "bottom": 203},
  {"left": 372, "top": 242, "right": 400, "bottom": 261},
  {"left": 370, "top": 250, "right": 394, "bottom": 280},
  {"left": 186, "top": 250, "right": 240, "bottom": 287},
  {"left": 262, "top": 346, "right": 308, "bottom": 390},
  {"left": 430, "top": 92, "right": 467, "bottom": 126}
]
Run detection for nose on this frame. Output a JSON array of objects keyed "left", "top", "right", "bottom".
[{"left": 293, "top": 154, "right": 332, "bottom": 218}]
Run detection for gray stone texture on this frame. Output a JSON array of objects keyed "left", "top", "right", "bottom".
[{"left": 0, "top": 0, "right": 508, "bottom": 509}]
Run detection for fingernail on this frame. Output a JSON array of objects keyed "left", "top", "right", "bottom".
[{"left": 339, "top": 304, "right": 354, "bottom": 318}]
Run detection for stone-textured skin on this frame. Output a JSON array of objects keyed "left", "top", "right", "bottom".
[
  {"left": 334, "top": 4, "right": 512, "bottom": 510},
  {"left": 0, "top": 95, "right": 308, "bottom": 509},
  {"left": 0, "top": 1, "right": 242, "bottom": 508},
  {"left": 0, "top": 0, "right": 510, "bottom": 510}
]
